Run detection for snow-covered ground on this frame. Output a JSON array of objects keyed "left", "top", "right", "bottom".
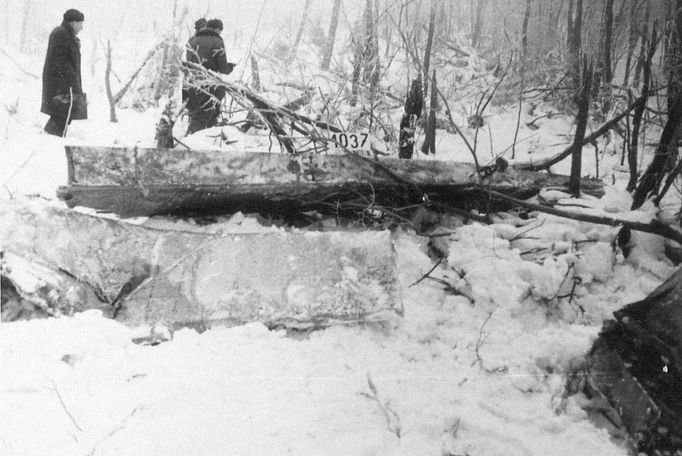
[{"left": 0, "top": 13, "right": 677, "bottom": 456}]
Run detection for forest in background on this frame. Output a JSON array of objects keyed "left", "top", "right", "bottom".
[{"left": 1, "top": 0, "right": 681, "bottom": 214}]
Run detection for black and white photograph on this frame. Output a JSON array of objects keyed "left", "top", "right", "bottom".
[{"left": 0, "top": 0, "right": 681, "bottom": 455}]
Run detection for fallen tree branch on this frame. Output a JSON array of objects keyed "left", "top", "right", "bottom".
[
  {"left": 486, "top": 190, "right": 682, "bottom": 244},
  {"left": 472, "top": 311, "right": 494, "bottom": 367},
  {"left": 408, "top": 258, "right": 444, "bottom": 287},
  {"left": 516, "top": 95, "right": 646, "bottom": 171},
  {"left": 51, "top": 380, "right": 84, "bottom": 433},
  {"left": 112, "top": 39, "right": 166, "bottom": 104},
  {"left": 362, "top": 373, "right": 402, "bottom": 438}
]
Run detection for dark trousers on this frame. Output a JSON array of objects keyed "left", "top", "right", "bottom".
[
  {"left": 185, "top": 87, "right": 223, "bottom": 134},
  {"left": 44, "top": 116, "right": 69, "bottom": 136}
]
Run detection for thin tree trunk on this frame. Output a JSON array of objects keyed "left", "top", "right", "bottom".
[
  {"left": 423, "top": 0, "right": 437, "bottom": 103},
  {"left": 471, "top": 0, "right": 487, "bottom": 47},
  {"left": 567, "top": 0, "right": 582, "bottom": 90},
  {"left": 569, "top": 57, "right": 593, "bottom": 197},
  {"left": 566, "top": 0, "right": 574, "bottom": 50},
  {"left": 668, "top": 0, "right": 682, "bottom": 108},
  {"left": 518, "top": 95, "right": 646, "bottom": 171},
  {"left": 321, "top": 0, "right": 341, "bottom": 70},
  {"left": 250, "top": 56, "right": 261, "bottom": 92},
  {"left": 521, "top": 0, "right": 532, "bottom": 60},
  {"left": 602, "top": 0, "right": 614, "bottom": 84},
  {"left": 632, "top": 92, "right": 682, "bottom": 209},
  {"left": 421, "top": 70, "right": 437, "bottom": 156},
  {"left": 293, "top": 0, "right": 312, "bottom": 52},
  {"left": 105, "top": 40, "right": 118, "bottom": 123},
  {"left": 623, "top": 0, "right": 640, "bottom": 86},
  {"left": 633, "top": 1, "right": 650, "bottom": 88},
  {"left": 627, "top": 21, "right": 658, "bottom": 192},
  {"left": 398, "top": 78, "right": 423, "bottom": 159}
]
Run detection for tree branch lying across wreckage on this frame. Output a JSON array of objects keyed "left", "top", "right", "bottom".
[
  {"left": 183, "top": 61, "right": 343, "bottom": 155},
  {"left": 486, "top": 189, "right": 682, "bottom": 245},
  {"left": 179, "top": 65, "right": 682, "bottom": 246}
]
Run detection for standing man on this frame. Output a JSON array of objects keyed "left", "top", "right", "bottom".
[
  {"left": 41, "top": 8, "right": 85, "bottom": 136},
  {"left": 193, "top": 18, "right": 207, "bottom": 35},
  {"left": 184, "top": 18, "right": 235, "bottom": 134}
]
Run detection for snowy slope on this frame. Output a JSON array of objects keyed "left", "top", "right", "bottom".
[{"left": 0, "top": 13, "right": 676, "bottom": 455}]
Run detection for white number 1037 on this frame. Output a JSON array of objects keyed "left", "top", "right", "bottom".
[{"left": 330, "top": 132, "right": 369, "bottom": 151}]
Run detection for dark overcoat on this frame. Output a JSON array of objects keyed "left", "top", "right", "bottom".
[
  {"left": 186, "top": 28, "right": 232, "bottom": 75},
  {"left": 41, "top": 22, "right": 82, "bottom": 116}
]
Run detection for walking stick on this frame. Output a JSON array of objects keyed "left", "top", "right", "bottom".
[{"left": 62, "top": 87, "right": 75, "bottom": 137}]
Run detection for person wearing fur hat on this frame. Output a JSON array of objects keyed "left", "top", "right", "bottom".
[
  {"left": 194, "top": 18, "right": 207, "bottom": 35},
  {"left": 184, "top": 18, "right": 236, "bottom": 134},
  {"left": 41, "top": 9, "right": 85, "bottom": 136}
]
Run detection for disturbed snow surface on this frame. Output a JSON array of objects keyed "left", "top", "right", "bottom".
[
  {"left": 0, "top": 207, "right": 671, "bottom": 456},
  {"left": 0, "top": 32, "right": 677, "bottom": 456}
]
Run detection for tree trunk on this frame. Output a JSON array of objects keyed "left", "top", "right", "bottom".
[
  {"left": 627, "top": 21, "right": 658, "bottom": 192},
  {"left": 632, "top": 20, "right": 682, "bottom": 209},
  {"left": 521, "top": 0, "right": 532, "bottom": 61},
  {"left": 293, "top": 0, "right": 312, "bottom": 52},
  {"left": 566, "top": 0, "right": 574, "bottom": 51},
  {"left": 423, "top": 0, "right": 437, "bottom": 103},
  {"left": 622, "top": 0, "right": 640, "bottom": 86},
  {"left": 601, "top": 0, "right": 614, "bottom": 85},
  {"left": 567, "top": 0, "right": 583, "bottom": 90},
  {"left": 421, "top": 70, "right": 437, "bottom": 156},
  {"left": 398, "top": 78, "right": 423, "bottom": 159},
  {"left": 350, "top": 0, "right": 379, "bottom": 107},
  {"left": 250, "top": 55, "right": 261, "bottom": 92},
  {"left": 155, "top": 97, "right": 176, "bottom": 149},
  {"left": 569, "top": 57, "right": 593, "bottom": 197},
  {"left": 518, "top": 95, "right": 646, "bottom": 171},
  {"left": 667, "top": 0, "right": 682, "bottom": 109},
  {"left": 471, "top": 0, "right": 487, "bottom": 47},
  {"left": 633, "top": 1, "right": 650, "bottom": 88},
  {"left": 321, "top": 0, "right": 341, "bottom": 70},
  {"left": 105, "top": 40, "right": 118, "bottom": 123}
]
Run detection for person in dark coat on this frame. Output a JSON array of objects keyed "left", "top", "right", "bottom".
[
  {"left": 41, "top": 9, "right": 84, "bottom": 136},
  {"left": 194, "top": 18, "right": 207, "bottom": 35},
  {"left": 184, "top": 18, "right": 235, "bottom": 134}
]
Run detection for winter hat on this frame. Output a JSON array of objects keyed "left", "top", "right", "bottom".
[
  {"left": 194, "top": 18, "right": 206, "bottom": 30},
  {"left": 206, "top": 19, "right": 223, "bottom": 31},
  {"left": 63, "top": 9, "right": 84, "bottom": 22}
]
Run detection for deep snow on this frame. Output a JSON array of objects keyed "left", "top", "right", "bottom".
[{"left": 0, "top": 7, "right": 677, "bottom": 455}]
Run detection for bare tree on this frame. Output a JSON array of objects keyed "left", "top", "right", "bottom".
[
  {"left": 421, "top": 70, "right": 437, "bottom": 156},
  {"left": 293, "top": 0, "right": 313, "bottom": 52},
  {"left": 398, "top": 78, "right": 423, "bottom": 159},
  {"left": 569, "top": 57, "right": 593, "bottom": 197},
  {"left": 627, "top": 21, "right": 658, "bottom": 192},
  {"left": 250, "top": 56, "right": 262, "bottom": 92},
  {"left": 521, "top": 0, "right": 532, "bottom": 60},
  {"left": 601, "top": 0, "right": 615, "bottom": 85},
  {"left": 633, "top": 0, "right": 650, "bottom": 88},
  {"left": 422, "top": 0, "right": 437, "bottom": 103},
  {"left": 105, "top": 40, "right": 117, "bottom": 123},
  {"left": 567, "top": 0, "right": 583, "bottom": 89},
  {"left": 622, "top": 0, "right": 641, "bottom": 86},
  {"left": 471, "top": 0, "right": 488, "bottom": 48},
  {"left": 632, "top": 4, "right": 682, "bottom": 208},
  {"left": 350, "top": 0, "right": 380, "bottom": 107},
  {"left": 321, "top": 0, "right": 341, "bottom": 70}
]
